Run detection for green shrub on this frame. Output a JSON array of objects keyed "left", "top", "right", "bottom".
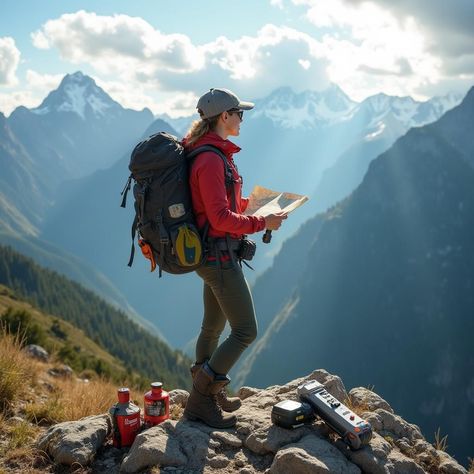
[{"left": 1, "top": 308, "right": 46, "bottom": 347}]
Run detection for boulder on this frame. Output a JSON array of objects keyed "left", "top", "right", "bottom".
[
  {"left": 349, "top": 387, "right": 394, "bottom": 413},
  {"left": 121, "top": 419, "right": 212, "bottom": 473},
  {"left": 168, "top": 389, "right": 189, "bottom": 408},
  {"left": 437, "top": 450, "right": 468, "bottom": 474},
  {"left": 364, "top": 409, "right": 423, "bottom": 441},
  {"left": 37, "top": 414, "right": 111, "bottom": 466},
  {"left": 270, "top": 434, "right": 361, "bottom": 473},
  {"left": 48, "top": 364, "right": 73, "bottom": 378},
  {"left": 24, "top": 344, "right": 49, "bottom": 362}
]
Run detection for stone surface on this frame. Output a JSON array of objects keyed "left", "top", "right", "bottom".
[
  {"left": 47, "top": 364, "right": 73, "bottom": 378},
  {"left": 349, "top": 387, "right": 394, "bottom": 413},
  {"left": 38, "top": 368, "right": 466, "bottom": 474},
  {"left": 207, "top": 455, "right": 230, "bottom": 468},
  {"left": 168, "top": 389, "right": 189, "bottom": 408},
  {"left": 238, "top": 386, "right": 261, "bottom": 400},
  {"left": 364, "top": 409, "right": 423, "bottom": 441},
  {"left": 24, "top": 344, "right": 49, "bottom": 362},
  {"left": 37, "top": 414, "right": 111, "bottom": 466},
  {"left": 270, "top": 434, "right": 361, "bottom": 474},
  {"left": 437, "top": 450, "right": 468, "bottom": 474},
  {"left": 120, "top": 421, "right": 186, "bottom": 473},
  {"left": 211, "top": 430, "right": 243, "bottom": 448}
]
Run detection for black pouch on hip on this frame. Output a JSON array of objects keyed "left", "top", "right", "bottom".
[{"left": 238, "top": 238, "right": 257, "bottom": 261}]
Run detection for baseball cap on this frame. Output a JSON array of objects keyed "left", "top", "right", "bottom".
[{"left": 197, "top": 88, "right": 254, "bottom": 119}]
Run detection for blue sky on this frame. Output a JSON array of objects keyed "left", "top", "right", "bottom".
[{"left": 1, "top": 0, "right": 473, "bottom": 116}]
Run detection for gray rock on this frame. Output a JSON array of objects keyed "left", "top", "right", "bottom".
[
  {"left": 387, "top": 449, "right": 427, "bottom": 473},
  {"left": 24, "top": 344, "right": 49, "bottom": 362},
  {"left": 349, "top": 387, "right": 394, "bottom": 413},
  {"left": 120, "top": 421, "right": 186, "bottom": 473},
  {"left": 121, "top": 419, "right": 213, "bottom": 473},
  {"left": 48, "top": 364, "right": 73, "bottom": 378},
  {"left": 211, "top": 430, "right": 242, "bottom": 447},
  {"left": 270, "top": 434, "right": 361, "bottom": 474},
  {"left": 238, "top": 386, "right": 261, "bottom": 400},
  {"left": 364, "top": 409, "right": 423, "bottom": 441},
  {"left": 207, "top": 455, "right": 230, "bottom": 468},
  {"left": 37, "top": 414, "right": 111, "bottom": 466},
  {"left": 169, "top": 389, "right": 189, "bottom": 408},
  {"left": 437, "top": 450, "right": 468, "bottom": 474},
  {"left": 339, "top": 432, "right": 393, "bottom": 474}
]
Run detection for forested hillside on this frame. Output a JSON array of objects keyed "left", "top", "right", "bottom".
[{"left": 0, "top": 245, "right": 191, "bottom": 389}]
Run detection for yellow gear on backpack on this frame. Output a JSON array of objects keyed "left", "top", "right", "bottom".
[{"left": 174, "top": 225, "right": 203, "bottom": 267}]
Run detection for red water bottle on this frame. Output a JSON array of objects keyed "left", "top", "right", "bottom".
[
  {"left": 144, "top": 382, "right": 169, "bottom": 426},
  {"left": 109, "top": 388, "right": 141, "bottom": 447}
]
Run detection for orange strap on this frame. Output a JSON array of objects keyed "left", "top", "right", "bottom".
[{"left": 138, "top": 239, "right": 156, "bottom": 272}]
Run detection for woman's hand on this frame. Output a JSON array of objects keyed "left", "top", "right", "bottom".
[{"left": 264, "top": 212, "right": 288, "bottom": 231}]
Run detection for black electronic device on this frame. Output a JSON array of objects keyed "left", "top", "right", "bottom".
[
  {"left": 271, "top": 400, "right": 315, "bottom": 429},
  {"left": 297, "top": 380, "right": 372, "bottom": 450}
]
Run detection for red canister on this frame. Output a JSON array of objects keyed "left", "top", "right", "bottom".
[
  {"left": 109, "top": 388, "right": 141, "bottom": 447},
  {"left": 144, "top": 382, "right": 169, "bottom": 426}
]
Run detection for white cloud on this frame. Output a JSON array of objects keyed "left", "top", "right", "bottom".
[
  {"left": 25, "top": 5, "right": 472, "bottom": 115},
  {"left": 0, "top": 70, "right": 64, "bottom": 115},
  {"left": 26, "top": 70, "right": 63, "bottom": 91},
  {"left": 31, "top": 10, "right": 204, "bottom": 75},
  {"left": 0, "top": 90, "right": 38, "bottom": 115},
  {"left": 0, "top": 37, "right": 21, "bottom": 86},
  {"left": 31, "top": 12, "right": 332, "bottom": 113},
  {"left": 289, "top": 0, "right": 446, "bottom": 100}
]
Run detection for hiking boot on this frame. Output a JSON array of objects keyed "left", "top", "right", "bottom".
[
  {"left": 190, "top": 362, "right": 242, "bottom": 413},
  {"left": 184, "top": 363, "right": 237, "bottom": 428}
]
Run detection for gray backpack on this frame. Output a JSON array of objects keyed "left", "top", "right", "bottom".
[{"left": 120, "top": 132, "right": 235, "bottom": 276}]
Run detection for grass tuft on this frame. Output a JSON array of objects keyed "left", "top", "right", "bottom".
[
  {"left": 25, "top": 378, "right": 123, "bottom": 424},
  {"left": 7, "top": 420, "right": 39, "bottom": 450},
  {"left": 0, "top": 329, "right": 38, "bottom": 413},
  {"left": 433, "top": 427, "right": 448, "bottom": 452}
]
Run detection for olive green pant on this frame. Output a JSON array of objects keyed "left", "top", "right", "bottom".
[{"left": 195, "top": 260, "right": 258, "bottom": 375}]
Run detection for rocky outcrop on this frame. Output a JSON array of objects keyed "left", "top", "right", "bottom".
[
  {"left": 39, "top": 370, "right": 469, "bottom": 473},
  {"left": 37, "top": 414, "right": 111, "bottom": 466},
  {"left": 24, "top": 344, "right": 49, "bottom": 362}
]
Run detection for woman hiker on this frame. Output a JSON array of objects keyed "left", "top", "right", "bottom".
[{"left": 182, "top": 88, "right": 287, "bottom": 428}]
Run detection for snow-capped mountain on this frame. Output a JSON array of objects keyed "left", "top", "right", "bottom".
[
  {"left": 250, "top": 85, "right": 463, "bottom": 131},
  {"left": 160, "top": 85, "right": 462, "bottom": 137},
  {"left": 32, "top": 71, "right": 122, "bottom": 120},
  {"left": 251, "top": 84, "right": 357, "bottom": 129},
  {"left": 8, "top": 72, "right": 153, "bottom": 182},
  {"left": 2, "top": 72, "right": 153, "bottom": 237}
]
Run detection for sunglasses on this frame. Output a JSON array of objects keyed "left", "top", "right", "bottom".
[{"left": 227, "top": 109, "right": 244, "bottom": 120}]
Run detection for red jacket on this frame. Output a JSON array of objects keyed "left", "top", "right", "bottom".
[{"left": 184, "top": 132, "right": 265, "bottom": 239}]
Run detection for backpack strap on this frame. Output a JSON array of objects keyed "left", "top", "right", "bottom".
[
  {"left": 187, "top": 145, "right": 242, "bottom": 276},
  {"left": 187, "top": 145, "right": 238, "bottom": 212}
]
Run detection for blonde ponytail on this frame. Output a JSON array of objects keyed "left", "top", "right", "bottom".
[{"left": 185, "top": 115, "right": 220, "bottom": 147}]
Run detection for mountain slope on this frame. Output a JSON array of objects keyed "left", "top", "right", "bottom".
[
  {"left": 238, "top": 86, "right": 474, "bottom": 465},
  {"left": 0, "top": 244, "right": 191, "bottom": 389}
]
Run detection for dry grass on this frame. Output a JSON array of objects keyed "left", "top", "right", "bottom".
[
  {"left": 0, "top": 329, "right": 38, "bottom": 413},
  {"left": 433, "top": 427, "right": 448, "bottom": 452},
  {"left": 6, "top": 420, "right": 39, "bottom": 450},
  {"left": 343, "top": 394, "right": 371, "bottom": 418},
  {"left": 25, "top": 377, "right": 122, "bottom": 424},
  {"left": 0, "top": 419, "right": 41, "bottom": 471},
  {"left": 169, "top": 403, "right": 184, "bottom": 421},
  {"left": 57, "top": 377, "right": 123, "bottom": 420}
]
